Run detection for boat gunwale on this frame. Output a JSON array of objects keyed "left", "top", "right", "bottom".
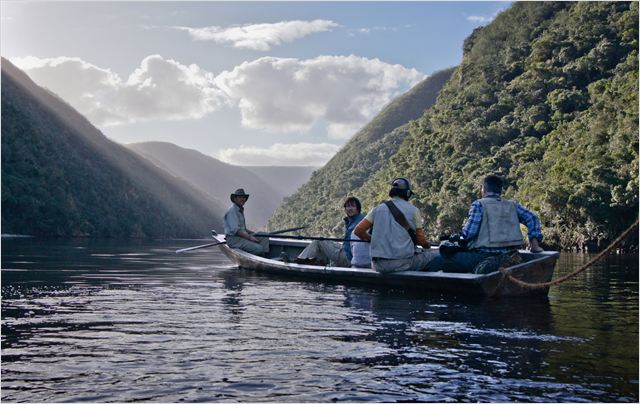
[{"left": 212, "top": 232, "right": 559, "bottom": 281}]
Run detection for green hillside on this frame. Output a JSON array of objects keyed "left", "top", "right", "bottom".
[
  {"left": 267, "top": 68, "right": 454, "bottom": 234},
  {"left": 360, "top": 2, "right": 638, "bottom": 249},
  {"left": 1, "top": 59, "right": 225, "bottom": 238},
  {"left": 268, "top": 2, "right": 638, "bottom": 249}
]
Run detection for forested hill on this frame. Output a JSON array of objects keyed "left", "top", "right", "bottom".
[
  {"left": 128, "top": 142, "right": 314, "bottom": 228},
  {"left": 267, "top": 68, "right": 454, "bottom": 234},
  {"left": 268, "top": 2, "right": 638, "bottom": 249},
  {"left": 1, "top": 58, "right": 225, "bottom": 238}
]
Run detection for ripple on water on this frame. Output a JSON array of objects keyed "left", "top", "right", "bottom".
[
  {"left": 412, "top": 320, "right": 590, "bottom": 343},
  {"left": 1, "top": 242, "right": 638, "bottom": 402}
]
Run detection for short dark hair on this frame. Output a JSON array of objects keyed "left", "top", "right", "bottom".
[
  {"left": 389, "top": 187, "right": 410, "bottom": 200},
  {"left": 483, "top": 175, "right": 503, "bottom": 194},
  {"left": 343, "top": 196, "right": 361, "bottom": 212}
]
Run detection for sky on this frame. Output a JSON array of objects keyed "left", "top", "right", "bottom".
[{"left": 1, "top": 1, "right": 510, "bottom": 166}]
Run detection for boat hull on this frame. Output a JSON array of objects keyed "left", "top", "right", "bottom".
[{"left": 212, "top": 233, "right": 559, "bottom": 298}]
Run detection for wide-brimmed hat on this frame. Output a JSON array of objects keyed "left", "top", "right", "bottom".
[{"left": 230, "top": 188, "right": 250, "bottom": 202}]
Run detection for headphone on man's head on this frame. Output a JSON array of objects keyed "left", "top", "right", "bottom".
[{"left": 391, "top": 177, "right": 413, "bottom": 199}]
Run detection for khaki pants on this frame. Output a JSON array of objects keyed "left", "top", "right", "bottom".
[
  {"left": 372, "top": 250, "right": 439, "bottom": 273},
  {"left": 297, "top": 240, "right": 351, "bottom": 267},
  {"left": 226, "top": 235, "right": 270, "bottom": 255}
]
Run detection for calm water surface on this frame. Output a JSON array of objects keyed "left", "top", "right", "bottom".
[{"left": 2, "top": 238, "right": 638, "bottom": 402}]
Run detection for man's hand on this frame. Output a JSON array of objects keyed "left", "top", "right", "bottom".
[
  {"left": 529, "top": 238, "right": 544, "bottom": 253},
  {"left": 238, "top": 230, "right": 259, "bottom": 243}
]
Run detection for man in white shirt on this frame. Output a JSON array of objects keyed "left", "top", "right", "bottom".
[{"left": 354, "top": 177, "right": 437, "bottom": 273}]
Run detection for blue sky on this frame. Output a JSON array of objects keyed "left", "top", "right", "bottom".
[{"left": 2, "top": 1, "right": 510, "bottom": 166}]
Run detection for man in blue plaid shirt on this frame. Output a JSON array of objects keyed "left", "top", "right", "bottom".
[{"left": 426, "top": 175, "right": 543, "bottom": 273}]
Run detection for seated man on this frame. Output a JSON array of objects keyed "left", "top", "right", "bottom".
[
  {"left": 224, "top": 188, "right": 269, "bottom": 255},
  {"left": 296, "top": 197, "right": 364, "bottom": 267},
  {"left": 353, "top": 177, "right": 438, "bottom": 273},
  {"left": 426, "top": 175, "right": 543, "bottom": 273}
]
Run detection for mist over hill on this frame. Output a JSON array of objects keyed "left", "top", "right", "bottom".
[
  {"left": 270, "top": 2, "right": 638, "bottom": 249},
  {"left": 1, "top": 58, "right": 225, "bottom": 238},
  {"left": 128, "top": 142, "right": 315, "bottom": 229},
  {"left": 242, "top": 166, "right": 317, "bottom": 198}
]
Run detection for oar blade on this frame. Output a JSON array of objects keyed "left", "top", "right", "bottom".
[{"left": 176, "top": 241, "right": 225, "bottom": 254}]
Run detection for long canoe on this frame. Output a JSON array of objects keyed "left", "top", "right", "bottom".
[{"left": 211, "top": 231, "right": 559, "bottom": 297}]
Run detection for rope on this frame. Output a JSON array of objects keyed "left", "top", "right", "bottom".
[{"left": 499, "top": 219, "right": 639, "bottom": 291}]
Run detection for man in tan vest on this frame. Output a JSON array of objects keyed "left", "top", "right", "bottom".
[{"left": 426, "top": 175, "right": 543, "bottom": 273}]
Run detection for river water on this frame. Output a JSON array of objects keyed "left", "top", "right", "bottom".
[{"left": 1, "top": 238, "right": 638, "bottom": 402}]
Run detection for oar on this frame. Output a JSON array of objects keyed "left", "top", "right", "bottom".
[
  {"left": 177, "top": 226, "right": 306, "bottom": 254},
  {"left": 255, "top": 226, "right": 306, "bottom": 236},
  {"left": 254, "top": 234, "right": 369, "bottom": 242},
  {"left": 176, "top": 241, "right": 226, "bottom": 254}
]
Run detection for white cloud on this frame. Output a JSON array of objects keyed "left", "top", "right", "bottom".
[
  {"left": 215, "top": 55, "right": 425, "bottom": 137},
  {"left": 10, "top": 56, "right": 123, "bottom": 124},
  {"left": 174, "top": 19, "right": 339, "bottom": 51},
  {"left": 467, "top": 15, "right": 490, "bottom": 23},
  {"left": 12, "top": 54, "right": 424, "bottom": 140},
  {"left": 466, "top": 5, "right": 510, "bottom": 25},
  {"left": 326, "top": 122, "right": 364, "bottom": 140},
  {"left": 11, "top": 55, "right": 228, "bottom": 126},
  {"left": 347, "top": 24, "right": 410, "bottom": 37},
  {"left": 217, "top": 143, "right": 340, "bottom": 166}
]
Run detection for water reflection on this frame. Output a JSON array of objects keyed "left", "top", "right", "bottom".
[
  {"left": 334, "top": 288, "right": 569, "bottom": 401},
  {"left": 1, "top": 238, "right": 638, "bottom": 402},
  {"left": 220, "top": 269, "right": 246, "bottom": 321}
]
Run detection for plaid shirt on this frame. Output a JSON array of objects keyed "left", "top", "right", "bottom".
[{"left": 461, "top": 194, "right": 543, "bottom": 253}]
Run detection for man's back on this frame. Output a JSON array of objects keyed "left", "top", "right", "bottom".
[{"left": 368, "top": 197, "right": 418, "bottom": 260}]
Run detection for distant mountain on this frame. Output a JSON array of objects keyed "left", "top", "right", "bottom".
[
  {"left": 1, "top": 58, "right": 225, "bottom": 238},
  {"left": 267, "top": 67, "right": 454, "bottom": 234},
  {"left": 242, "top": 166, "right": 317, "bottom": 197},
  {"left": 127, "top": 142, "right": 313, "bottom": 229}
]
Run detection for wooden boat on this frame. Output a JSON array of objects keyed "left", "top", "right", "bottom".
[{"left": 211, "top": 231, "right": 559, "bottom": 297}]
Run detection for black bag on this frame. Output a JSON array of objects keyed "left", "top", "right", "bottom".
[{"left": 439, "top": 234, "right": 467, "bottom": 257}]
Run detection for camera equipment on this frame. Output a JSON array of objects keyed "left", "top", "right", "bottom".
[{"left": 438, "top": 234, "right": 467, "bottom": 256}]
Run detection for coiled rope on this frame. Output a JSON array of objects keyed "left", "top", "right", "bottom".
[{"left": 499, "top": 219, "right": 639, "bottom": 291}]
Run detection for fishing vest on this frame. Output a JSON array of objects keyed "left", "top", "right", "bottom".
[
  {"left": 369, "top": 198, "right": 417, "bottom": 260},
  {"left": 467, "top": 197, "right": 523, "bottom": 250}
]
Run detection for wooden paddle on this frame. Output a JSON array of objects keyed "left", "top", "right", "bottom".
[
  {"left": 176, "top": 226, "right": 307, "bottom": 253},
  {"left": 176, "top": 241, "right": 227, "bottom": 254},
  {"left": 254, "top": 234, "right": 369, "bottom": 242}
]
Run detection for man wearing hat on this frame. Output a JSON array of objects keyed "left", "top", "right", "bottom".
[
  {"left": 224, "top": 188, "right": 269, "bottom": 255},
  {"left": 353, "top": 177, "right": 437, "bottom": 273}
]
